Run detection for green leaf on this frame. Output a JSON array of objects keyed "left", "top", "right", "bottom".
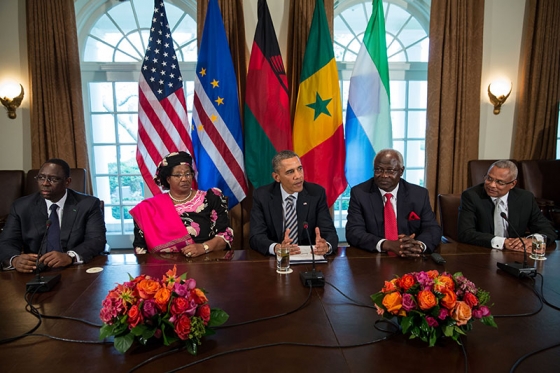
[
  {"left": 99, "top": 324, "right": 115, "bottom": 340},
  {"left": 454, "top": 325, "right": 467, "bottom": 336},
  {"left": 130, "top": 324, "right": 148, "bottom": 337},
  {"left": 128, "top": 273, "right": 135, "bottom": 281},
  {"left": 208, "top": 309, "right": 229, "bottom": 327},
  {"left": 114, "top": 333, "right": 134, "bottom": 354},
  {"left": 442, "top": 325, "right": 454, "bottom": 337},
  {"left": 428, "top": 329, "right": 437, "bottom": 347},
  {"left": 481, "top": 316, "right": 498, "bottom": 328},
  {"left": 371, "top": 292, "right": 385, "bottom": 307},
  {"left": 179, "top": 272, "right": 187, "bottom": 281},
  {"left": 186, "top": 340, "right": 198, "bottom": 355},
  {"left": 401, "top": 316, "right": 413, "bottom": 334},
  {"left": 418, "top": 318, "right": 430, "bottom": 334}
]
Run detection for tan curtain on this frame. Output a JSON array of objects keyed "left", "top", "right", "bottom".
[
  {"left": 197, "top": 0, "right": 248, "bottom": 250},
  {"left": 512, "top": 0, "right": 560, "bottom": 160},
  {"left": 425, "top": 0, "right": 485, "bottom": 210},
  {"left": 26, "top": 0, "right": 90, "bottom": 188},
  {"left": 287, "top": 0, "right": 334, "bottom": 118}
]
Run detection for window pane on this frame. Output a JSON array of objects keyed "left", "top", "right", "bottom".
[
  {"left": 405, "top": 140, "right": 425, "bottom": 168},
  {"left": 115, "top": 82, "right": 138, "bottom": 112},
  {"left": 119, "top": 145, "right": 139, "bottom": 174},
  {"left": 407, "top": 111, "right": 426, "bottom": 138},
  {"left": 91, "top": 114, "right": 116, "bottom": 143},
  {"left": 408, "top": 81, "right": 427, "bottom": 109},
  {"left": 84, "top": 37, "right": 114, "bottom": 62},
  {"left": 390, "top": 81, "right": 406, "bottom": 109},
  {"left": 89, "top": 83, "right": 114, "bottom": 112},
  {"left": 94, "top": 145, "right": 117, "bottom": 174},
  {"left": 95, "top": 176, "right": 112, "bottom": 204},
  {"left": 405, "top": 169, "right": 425, "bottom": 187},
  {"left": 391, "top": 110, "right": 405, "bottom": 138},
  {"left": 117, "top": 114, "right": 138, "bottom": 143}
]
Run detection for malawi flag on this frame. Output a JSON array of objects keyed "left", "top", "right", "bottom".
[
  {"left": 344, "top": 0, "right": 392, "bottom": 187},
  {"left": 293, "top": 0, "right": 347, "bottom": 207},
  {"left": 245, "top": 0, "right": 292, "bottom": 189}
]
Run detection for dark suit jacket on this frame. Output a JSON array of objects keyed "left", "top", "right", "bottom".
[
  {"left": 0, "top": 189, "right": 107, "bottom": 264},
  {"left": 458, "top": 184, "right": 557, "bottom": 248},
  {"left": 346, "top": 179, "right": 441, "bottom": 252},
  {"left": 249, "top": 181, "right": 338, "bottom": 255}
]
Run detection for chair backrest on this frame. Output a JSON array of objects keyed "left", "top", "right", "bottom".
[
  {"left": 438, "top": 193, "right": 461, "bottom": 243},
  {"left": 520, "top": 160, "right": 560, "bottom": 204},
  {"left": 467, "top": 159, "right": 523, "bottom": 189},
  {"left": 25, "top": 168, "right": 87, "bottom": 195},
  {"left": 0, "top": 170, "right": 25, "bottom": 231}
]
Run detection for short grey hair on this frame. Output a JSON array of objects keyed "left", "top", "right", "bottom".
[
  {"left": 489, "top": 160, "right": 518, "bottom": 180},
  {"left": 374, "top": 149, "right": 404, "bottom": 168},
  {"left": 272, "top": 150, "right": 300, "bottom": 172}
]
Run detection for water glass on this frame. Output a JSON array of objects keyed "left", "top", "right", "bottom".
[
  {"left": 276, "top": 245, "right": 290, "bottom": 273},
  {"left": 529, "top": 233, "right": 547, "bottom": 261}
]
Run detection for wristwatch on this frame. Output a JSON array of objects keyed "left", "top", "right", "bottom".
[
  {"left": 203, "top": 243, "right": 210, "bottom": 254},
  {"left": 67, "top": 251, "right": 76, "bottom": 263}
]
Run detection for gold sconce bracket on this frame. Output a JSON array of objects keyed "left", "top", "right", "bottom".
[
  {"left": 488, "top": 81, "right": 512, "bottom": 115},
  {"left": 0, "top": 84, "right": 25, "bottom": 119}
]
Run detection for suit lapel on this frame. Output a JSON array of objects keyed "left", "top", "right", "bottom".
[
  {"left": 396, "top": 182, "right": 409, "bottom": 233},
  {"left": 33, "top": 194, "right": 49, "bottom": 234},
  {"left": 270, "top": 184, "right": 284, "bottom": 241},
  {"left": 60, "top": 191, "right": 77, "bottom": 249},
  {"left": 368, "top": 183, "right": 385, "bottom": 234},
  {"left": 297, "top": 185, "right": 310, "bottom": 240}
]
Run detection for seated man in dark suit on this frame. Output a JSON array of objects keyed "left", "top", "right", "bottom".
[
  {"left": 458, "top": 160, "right": 556, "bottom": 249},
  {"left": 249, "top": 150, "right": 338, "bottom": 256},
  {"left": 0, "top": 159, "right": 107, "bottom": 272},
  {"left": 346, "top": 149, "right": 441, "bottom": 257}
]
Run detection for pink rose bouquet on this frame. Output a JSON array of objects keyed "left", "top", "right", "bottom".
[
  {"left": 99, "top": 266, "right": 228, "bottom": 354},
  {"left": 371, "top": 270, "right": 497, "bottom": 346}
]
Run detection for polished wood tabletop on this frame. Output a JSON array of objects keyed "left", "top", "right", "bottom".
[{"left": 1, "top": 242, "right": 559, "bottom": 373}]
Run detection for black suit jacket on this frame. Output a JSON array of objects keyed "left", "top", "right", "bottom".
[
  {"left": 249, "top": 181, "right": 338, "bottom": 255},
  {"left": 346, "top": 178, "right": 441, "bottom": 252},
  {"left": 458, "top": 184, "right": 557, "bottom": 248},
  {"left": 0, "top": 189, "right": 107, "bottom": 264}
]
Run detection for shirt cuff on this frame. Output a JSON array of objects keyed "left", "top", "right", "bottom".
[
  {"left": 2, "top": 255, "right": 18, "bottom": 270},
  {"left": 269, "top": 243, "right": 277, "bottom": 256},
  {"left": 491, "top": 236, "right": 505, "bottom": 249},
  {"left": 67, "top": 250, "right": 83, "bottom": 264},
  {"left": 376, "top": 239, "right": 386, "bottom": 252}
]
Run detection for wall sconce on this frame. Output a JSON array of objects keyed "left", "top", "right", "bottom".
[
  {"left": 488, "top": 80, "right": 512, "bottom": 115},
  {"left": 0, "top": 83, "right": 25, "bottom": 119}
]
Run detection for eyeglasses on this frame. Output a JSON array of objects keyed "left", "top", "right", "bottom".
[
  {"left": 374, "top": 168, "right": 401, "bottom": 177},
  {"left": 170, "top": 173, "right": 193, "bottom": 179},
  {"left": 35, "top": 175, "right": 63, "bottom": 184},
  {"left": 484, "top": 175, "right": 516, "bottom": 187}
]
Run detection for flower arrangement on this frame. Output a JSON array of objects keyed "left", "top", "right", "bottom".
[
  {"left": 99, "top": 266, "right": 228, "bottom": 354},
  {"left": 371, "top": 270, "right": 497, "bottom": 347}
]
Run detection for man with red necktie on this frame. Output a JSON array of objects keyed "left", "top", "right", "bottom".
[{"left": 346, "top": 149, "right": 441, "bottom": 258}]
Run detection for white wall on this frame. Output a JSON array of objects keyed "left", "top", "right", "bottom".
[
  {"left": 479, "top": 0, "right": 526, "bottom": 159},
  {"left": 0, "top": 0, "right": 528, "bottom": 170},
  {"left": 0, "top": 0, "right": 30, "bottom": 170}
]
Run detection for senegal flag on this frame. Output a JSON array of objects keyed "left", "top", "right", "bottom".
[
  {"left": 293, "top": 0, "right": 347, "bottom": 207},
  {"left": 245, "top": 0, "right": 292, "bottom": 189}
]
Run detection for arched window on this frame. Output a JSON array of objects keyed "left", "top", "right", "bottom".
[
  {"left": 333, "top": 0, "right": 430, "bottom": 238},
  {"left": 77, "top": 0, "right": 197, "bottom": 248}
]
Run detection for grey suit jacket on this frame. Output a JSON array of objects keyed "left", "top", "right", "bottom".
[
  {"left": 0, "top": 189, "right": 107, "bottom": 264},
  {"left": 249, "top": 181, "right": 338, "bottom": 255},
  {"left": 458, "top": 184, "right": 557, "bottom": 248},
  {"left": 346, "top": 178, "right": 441, "bottom": 252}
]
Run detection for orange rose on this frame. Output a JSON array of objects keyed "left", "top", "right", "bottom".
[
  {"left": 397, "top": 274, "right": 415, "bottom": 291},
  {"left": 382, "top": 292, "right": 403, "bottom": 315},
  {"left": 197, "top": 303, "right": 211, "bottom": 324},
  {"left": 463, "top": 292, "right": 478, "bottom": 308},
  {"left": 434, "top": 275, "right": 455, "bottom": 292},
  {"left": 382, "top": 279, "right": 398, "bottom": 293},
  {"left": 191, "top": 288, "right": 208, "bottom": 304},
  {"left": 154, "top": 287, "right": 172, "bottom": 311},
  {"left": 451, "top": 301, "right": 472, "bottom": 326},
  {"left": 417, "top": 290, "right": 437, "bottom": 310},
  {"left": 426, "top": 270, "right": 439, "bottom": 279},
  {"left": 440, "top": 288, "right": 457, "bottom": 309},
  {"left": 137, "top": 278, "right": 161, "bottom": 299}
]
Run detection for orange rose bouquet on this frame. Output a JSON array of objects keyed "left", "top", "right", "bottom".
[
  {"left": 371, "top": 271, "right": 497, "bottom": 346},
  {"left": 99, "top": 266, "right": 228, "bottom": 354}
]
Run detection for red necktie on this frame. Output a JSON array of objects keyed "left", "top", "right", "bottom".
[{"left": 384, "top": 193, "right": 398, "bottom": 240}]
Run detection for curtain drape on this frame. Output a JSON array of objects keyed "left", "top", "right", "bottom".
[
  {"left": 512, "top": 0, "right": 560, "bottom": 160},
  {"left": 26, "top": 0, "right": 90, "bottom": 191},
  {"left": 425, "top": 0, "right": 485, "bottom": 212},
  {"left": 197, "top": 0, "right": 249, "bottom": 250}
]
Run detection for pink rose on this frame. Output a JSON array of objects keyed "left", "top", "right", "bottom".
[
  {"left": 472, "top": 305, "right": 491, "bottom": 319},
  {"left": 401, "top": 293, "right": 416, "bottom": 311},
  {"left": 141, "top": 299, "right": 158, "bottom": 318},
  {"left": 426, "top": 316, "right": 439, "bottom": 327},
  {"left": 438, "top": 307, "right": 449, "bottom": 320}
]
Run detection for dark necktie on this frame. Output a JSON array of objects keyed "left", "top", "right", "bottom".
[
  {"left": 47, "top": 204, "right": 62, "bottom": 252},
  {"left": 384, "top": 193, "right": 398, "bottom": 240},
  {"left": 285, "top": 195, "right": 298, "bottom": 244}
]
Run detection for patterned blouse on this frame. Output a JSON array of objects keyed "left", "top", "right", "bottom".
[{"left": 133, "top": 188, "right": 233, "bottom": 253}]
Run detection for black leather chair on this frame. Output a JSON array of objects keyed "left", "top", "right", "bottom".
[
  {"left": 25, "top": 168, "right": 87, "bottom": 195},
  {"left": 520, "top": 160, "right": 560, "bottom": 231},
  {"left": 438, "top": 194, "right": 461, "bottom": 243},
  {"left": 0, "top": 170, "right": 25, "bottom": 232}
]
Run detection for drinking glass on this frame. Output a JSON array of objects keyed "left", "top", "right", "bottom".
[
  {"left": 529, "top": 233, "right": 547, "bottom": 260},
  {"left": 276, "top": 245, "right": 291, "bottom": 273}
]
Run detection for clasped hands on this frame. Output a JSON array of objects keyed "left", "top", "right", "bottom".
[
  {"left": 503, "top": 237, "right": 532, "bottom": 252},
  {"left": 12, "top": 252, "right": 72, "bottom": 273},
  {"left": 275, "top": 227, "right": 329, "bottom": 256},
  {"left": 382, "top": 233, "right": 423, "bottom": 258}
]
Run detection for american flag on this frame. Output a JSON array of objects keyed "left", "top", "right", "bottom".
[
  {"left": 191, "top": 0, "right": 248, "bottom": 208},
  {"left": 137, "top": 0, "right": 194, "bottom": 196}
]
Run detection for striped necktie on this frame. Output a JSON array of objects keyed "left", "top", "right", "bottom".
[
  {"left": 285, "top": 195, "right": 298, "bottom": 244},
  {"left": 494, "top": 198, "right": 506, "bottom": 237}
]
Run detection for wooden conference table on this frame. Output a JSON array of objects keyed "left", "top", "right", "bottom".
[{"left": 1, "top": 242, "right": 559, "bottom": 373}]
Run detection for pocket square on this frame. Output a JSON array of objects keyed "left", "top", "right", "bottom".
[{"left": 408, "top": 211, "right": 420, "bottom": 221}]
